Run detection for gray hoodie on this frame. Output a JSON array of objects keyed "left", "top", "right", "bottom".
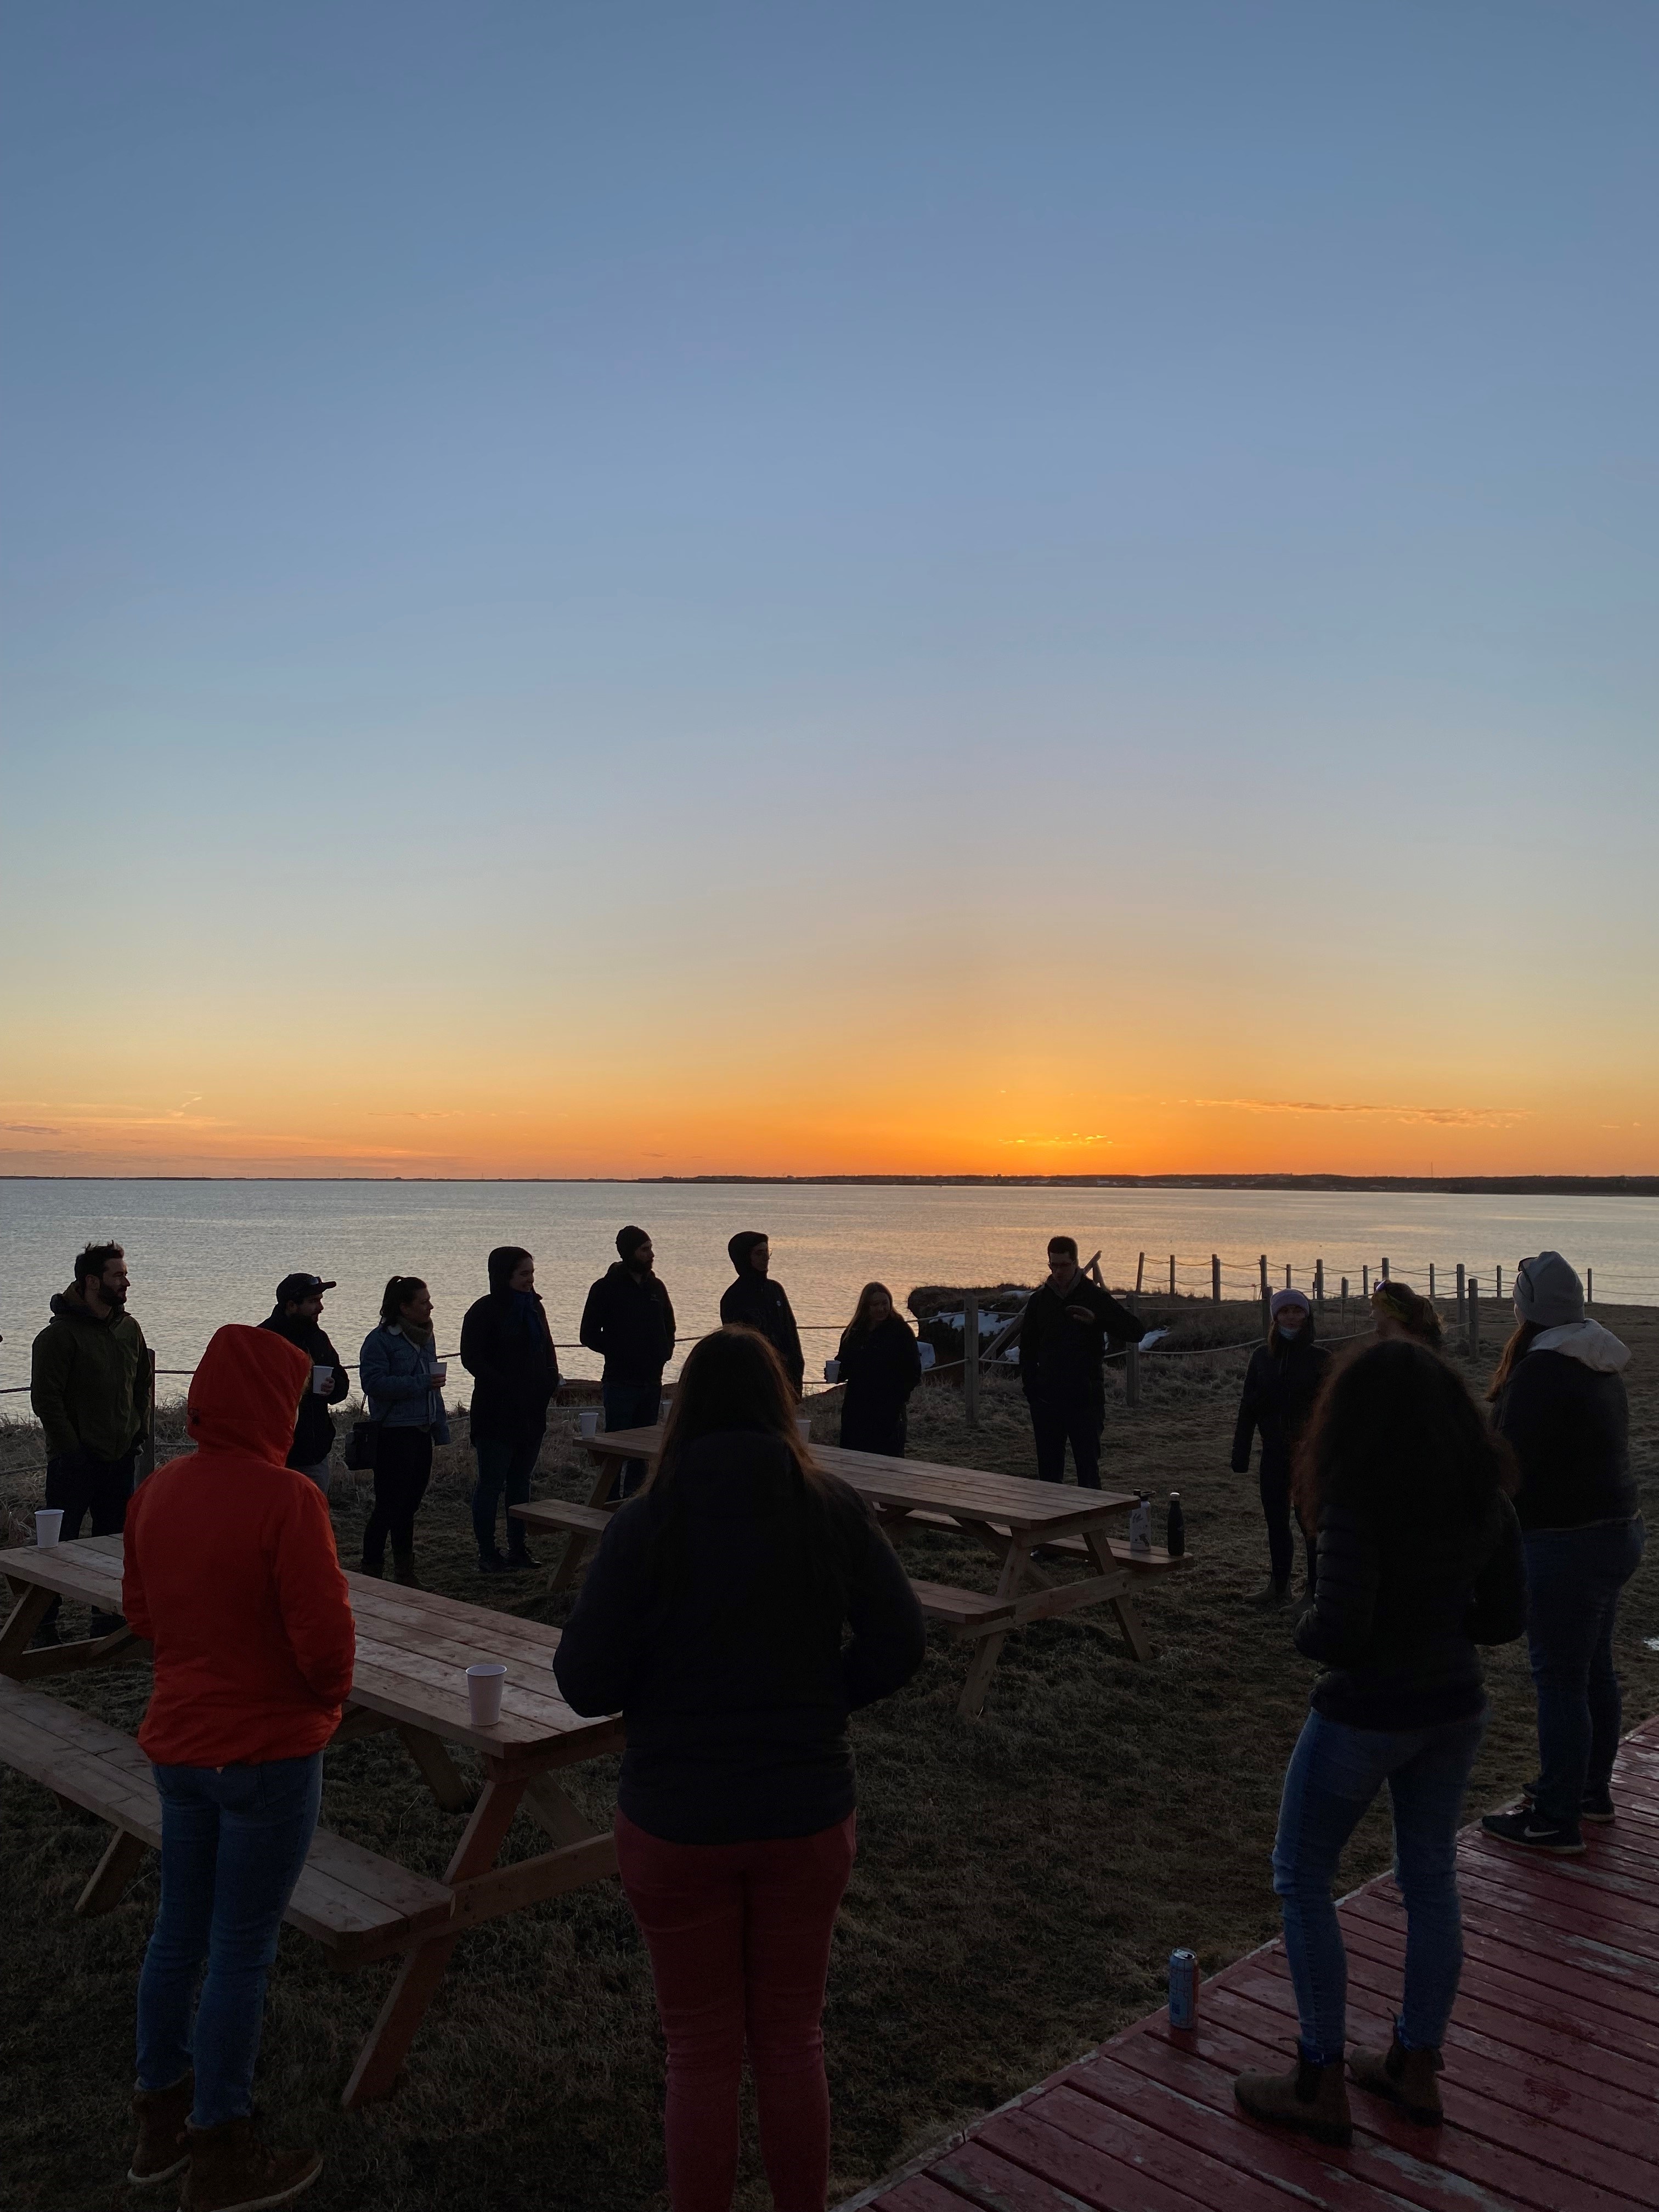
[{"left": 1493, "top": 1322, "right": 1635, "bottom": 1532}]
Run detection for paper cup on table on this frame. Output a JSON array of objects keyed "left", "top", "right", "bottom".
[
  {"left": 312, "top": 1364, "right": 332, "bottom": 1395},
  {"left": 578, "top": 1408, "right": 600, "bottom": 1439},
  {"left": 465, "top": 1663, "right": 506, "bottom": 1726},
  {"left": 35, "top": 1509, "right": 64, "bottom": 1548}
]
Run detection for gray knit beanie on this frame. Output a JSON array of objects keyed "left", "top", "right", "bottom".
[{"left": 1514, "top": 1251, "right": 1584, "bottom": 1328}]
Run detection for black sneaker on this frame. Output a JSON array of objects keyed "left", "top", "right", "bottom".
[
  {"left": 1521, "top": 1779, "right": 1616, "bottom": 1824},
  {"left": 477, "top": 1553, "right": 509, "bottom": 1575},
  {"left": 1481, "top": 1809, "right": 1585, "bottom": 1857}
]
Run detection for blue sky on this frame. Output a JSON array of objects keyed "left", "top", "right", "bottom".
[{"left": 3, "top": 2, "right": 1655, "bottom": 1175}]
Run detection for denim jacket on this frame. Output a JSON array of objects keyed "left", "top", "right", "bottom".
[{"left": 359, "top": 1325, "right": 452, "bottom": 1443}]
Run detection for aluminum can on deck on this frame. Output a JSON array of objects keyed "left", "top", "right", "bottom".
[{"left": 1168, "top": 1948, "right": 1199, "bottom": 2030}]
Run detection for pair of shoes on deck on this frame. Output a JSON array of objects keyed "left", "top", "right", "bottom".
[
  {"left": 1524, "top": 1775, "right": 1615, "bottom": 1822},
  {"left": 1480, "top": 1806, "right": 1586, "bottom": 1855},
  {"left": 129, "top": 2084, "right": 320, "bottom": 2209},
  {"left": 1233, "top": 2036, "right": 1444, "bottom": 2145},
  {"left": 477, "top": 1548, "right": 538, "bottom": 1575}
]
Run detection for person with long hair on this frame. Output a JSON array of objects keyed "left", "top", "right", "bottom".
[
  {"left": 357, "top": 1276, "right": 449, "bottom": 1584},
  {"left": 553, "top": 1325, "right": 925, "bottom": 2212},
  {"left": 1233, "top": 1340, "right": 1525, "bottom": 2146},
  {"left": 459, "top": 1245, "right": 561, "bottom": 1572},
  {"left": 834, "top": 1282, "right": 922, "bottom": 1457},
  {"left": 1370, "top": 1277, "right": 1444, "bottom": 1350},
  {"left": 1231, "top": 1286, "right": 1329, "bottom": 1604},
  {"left": 1480, "top": 1251, "right": 1642, "bottom": 1855}
]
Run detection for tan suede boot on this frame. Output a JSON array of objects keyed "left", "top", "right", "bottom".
[
  {"left": 1348, "top": 2036, "right": 1444, "bottom": 2124},
  {"left": 1233, "top": 2052, "right": 1353, "bottom": 2145},
  {"left": 180, "top": 2116, "right": 321, "bottom": 2211},
  {"left": 127, "top": 2073, "right": 193, "bottom": 2186}
]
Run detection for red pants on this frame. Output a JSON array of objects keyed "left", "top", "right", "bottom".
[{"left": 615, "top": 1809, "right": 857, "bottom": 2212}]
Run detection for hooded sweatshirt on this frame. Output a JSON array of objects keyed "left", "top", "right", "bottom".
[
  {"left": 459, "top": 1253, "right": 562, "bottom": 1443},
  {"left": 30, "top": 1286, "right": 150, "bottom": 1462},
  {"left": 123, "top": 1325, "right": 356, "bottom": 1766},
  {"left": 1491, "top": 1319, "right": 1636, "bottom": 1532},
  {"left": 719, "top": 1235, "right": 805, "bottom": 1393}
]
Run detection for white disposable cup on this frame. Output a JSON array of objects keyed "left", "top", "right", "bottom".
[
  {"left": 824, "top": 1359, "right": 840, "bottom": 1384},
  {"left": 35, "top": 1509, "right": 64, "bottom": 1547},
  {"left": 465, "top": 1663, "right": 506, "bottom": 1726},
  {"left": 796, "top": 1416, "right": 812, "bottom": 1442},
  {"left": 430, "top": 1362, "right": 447, "bottom": 1386},
  {"left": 578, "top": 1408, "right": 600, "bottom": 1439},
  {"left": 312, "top": 1364, "right": 332, "bottom": 1395}
]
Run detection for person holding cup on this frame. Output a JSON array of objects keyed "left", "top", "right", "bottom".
[
  {"left": 259, "top": 1273, "right": 349, "bottom": 1496},
  {"left": 358, "top": 1277, "right": 449, "bottom": 1585}
]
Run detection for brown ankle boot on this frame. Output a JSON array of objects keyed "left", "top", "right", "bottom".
[
  {"left": 1348, "top": 2036, "right": 1443, "bottom": 2124},
  {"left": 1233, "top": 2052, "right": 1353, "bottom": 2145},
  {"left": 127, "top": 2073, "right": 193, "bottom": 2185},
  {"left": 181, "top": 2115, "right": 322, "bottom": 2211}
]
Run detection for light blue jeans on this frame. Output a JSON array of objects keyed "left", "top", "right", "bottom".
[
  {"left": 137, "top": 1753, "right": 323, "bottom": 2127},
  {"left": 1272, "top": 1706, "right": 1486, "bottom": 2066}
]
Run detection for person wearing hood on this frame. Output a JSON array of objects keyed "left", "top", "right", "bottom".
[
  {"left": 122, "top": 1323, "right": 353, "bottom": 2211},
  {"left": 30, "top": 1240, "right": 151, "bottom": 1641},
  {"left": 459, "top": 1246, "right": 561, "bottom": 1573},
  {"left": 834, "top": 1282, "right": 923, "bottom": 1457},
  {"left": 579, "top": 1227, "right": 676, "bottom": 1498},
  {"left": 718, "top": 1232, "right": 804, "bottom": 1396},
  {"left": 553, "top": 1325, "right": 924, "bottom": 2212},
  {"left": 1232, "top": 1286, "right": 1330, "bottom": 1605},
  {"left": 1480, "top": 1252, "right": 1643, "bottom": 1857},
  {"left": 258, "top": 1273, "right": 349, "bottom": 1494},
  {"left": 358, "top": 1277, "right": 450, "bottom": 1584}
]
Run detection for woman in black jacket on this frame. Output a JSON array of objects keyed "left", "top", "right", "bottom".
[
  {"left": 1480, "top": 1250, "right": 1642, "bottom": 1855},
  {"left": 1232, "top": 1287, "right": 1329, "bottom": 1604},
  {"left": 1233, "top": 1341, "right": 1526, "bottom": 2148},
  {"left": 458, "top": 1246, "right": 561, "bottom": 1573},
  {"left": 554, "top": 1324, "right": 924, "bottom": 2212},
  {"left": 834, "top": 1283, "right": 923, "bottom": 1456}
]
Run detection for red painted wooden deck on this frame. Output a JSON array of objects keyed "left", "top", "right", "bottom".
[{"left": 847, "top": 1715, "right": 1659, "bottom": 2212}]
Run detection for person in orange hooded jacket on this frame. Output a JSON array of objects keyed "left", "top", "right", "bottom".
[{"left": 122, "top": 1324, "right": 354, "bottom": 2211}]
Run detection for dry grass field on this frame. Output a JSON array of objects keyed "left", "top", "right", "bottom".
[{"left": 2, "top": 1300, "right": 1655, "bottom": 2212}]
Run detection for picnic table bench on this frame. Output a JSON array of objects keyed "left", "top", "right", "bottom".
[
  {"left": 514, "top": 1427, "right": 1188, "bottom": 1718},
  {"left": 0, "top": 1533, "right": 624, "bottom": 2108}
]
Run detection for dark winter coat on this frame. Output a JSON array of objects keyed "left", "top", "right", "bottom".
[
  {"left": 552, "top": 1429, "right": 925, "bottom": 1843},
  {"left": 1017, "top": 1275, "right": 1143, "bottom": 1407},
  {"left": 1489, "top": 1325, "right": 1637, "bottom": 1532},
  {"left": 1232, "top": 1331, "right": 1331, "bottom": 1479},
  {"left": 836, "top": 1316, "right": 923, "bottom": 1455},
  {"left": 258, "top": 1308, "right": 349, "bottom": 1468},
  {"left": 459, "top": 1289, "right": 561, "bottom": 1444},
  {"left": 719, "top": 1270, "right": 805, "bottom": 1394},
  {"left": 579, "top": 1263, "right": 676, "bottom": 1385},
  {"left": 1295, "top": 1489, "right": 1527, "bottom": 1729},
  {"left": 31, "top": 1289, "right": 151, "bottom": 1464}
]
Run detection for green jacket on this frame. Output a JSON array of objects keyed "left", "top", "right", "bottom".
[{"left": 30, "top": 1288, "right": 151, "bottom": 1462}]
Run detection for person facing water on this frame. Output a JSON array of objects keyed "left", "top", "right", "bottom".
[
  {"left": 834, "top": 1282, "right": 922, "bottom": 1457},
  {"left": 1371, "top": 1277, "right": 1444, "bottom": 1350},
  {"left": 357, "top": 1277, "right": 449, "bottom": 1585},
  {"left": 1016, "top": 1235, "right": 1143, "bottom": 1490},
  {"left": 719, "top": 1231, "right": 804, "bottom": 1396},
  {"left": 1232, "top": 1337, "right": 1525, "bottom": 2146},
  {"left": 1232, "top": 1286, "right": 1329, "bottom": 1604},
  {"left": 580, "top": 1226, "right": 676, "bottom": 1496},
  {"left": 123, "top": 1323, "right": 354, "bottom": 2210},
  {"left": 552, "top": 1324, "right": 924, "bottom": 2212},
  {"left": 459, "top": 1246, "right": 561, "bottom": 1573}
]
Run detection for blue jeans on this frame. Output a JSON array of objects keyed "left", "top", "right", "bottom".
[
  {"left": 137, "top": 1753, "right": 323, "bottom": 2128},
  {"left": 1524, "top": 1515, "right": 1645, "bottom": 1825},
  {"left": 604, "top": 1379, "right": 663, "bottom": 1498},
  {"left": 471, "top": 1421, "right": 546, "bottom": 1560},
  {"left": 1272, "top": 1707, "right": 1486, "bottom": 2066}
]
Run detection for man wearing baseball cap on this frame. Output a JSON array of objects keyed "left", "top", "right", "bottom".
[{"left": 259, "top": 1274, "right": 349, "bottom": 1494}]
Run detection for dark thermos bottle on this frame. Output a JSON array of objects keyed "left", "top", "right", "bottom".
[{"left": 1166, "top": 1491, "right": 1186, "bottom": 1557}]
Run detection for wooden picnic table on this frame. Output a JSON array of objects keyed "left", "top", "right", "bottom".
[
  {"left": 0, "top": 1534, "right": 622, "bottom": 2108},
  {"left": 514, "top": 1427, "right": 1187, "bottom": 1719}
]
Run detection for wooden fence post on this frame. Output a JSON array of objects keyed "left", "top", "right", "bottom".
[
  {"left": 1495, "top": 1263, "right": 1503, "bottom": 1302},
  {"left": 1362, "top": 1265, "right": 1369, "bottom": 1299},
  {"left": 1340, "top": 1277, "right": 1349, "bottom": 1314},
  {"left": 1468, "top": 1278, "right": 1480, "bottom": 1359},
  {"left": 1314, "top": 1258, "right": 1324, "bottom": 1308},
  {"left": 1135, "top": 1252, "right": 1145, "bottom": 1295},
  {"left": 1456, "top": 1263, "right": 1466, "bottom": 1328},
  {"left": 1381, "top": 1257, "right": 1390, "bottom": 1282},
  {"left": 963, "top": 1293, "right": 980, "bottom": 1427},
  {"left": 1211, "top": 1255, "right": 1221, "bottom": 1303},
  {"left": 1587, "top": 1266, "right": 1593, "bottom": 1306},
  {"left": 1429, "top": 1262, "right": 1436, "bottom": 1301},
  {"left": 1169, "top": 1255, "right": 1176, "bottom": 1296}
]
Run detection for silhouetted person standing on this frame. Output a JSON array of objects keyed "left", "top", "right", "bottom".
[
  {"left": 460, "top": 1246, "right": 561, "bottom": 1573},
  {"left": 1017, "top": 1235, "right": 1142, "bottom": 1489},
  {"left": 835, "top": 1283, "right": 922, "bottom": 1457},
  {"left": 259, "top": 1273, "right": 349, "bottom": 1494},
  {"left": 720, "top": 1232, "right": 804, "bottom": 1396},
  {"left": 580, "top": 1227, "right": 676, "bottom": 1498}
]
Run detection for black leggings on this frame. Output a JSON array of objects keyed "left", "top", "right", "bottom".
[
  {"left": 1261, "top": 1458, "right": 1317, "bottom": 1592},
  {"left": 363, "top": 1426, "right": 433, "bottom": 1569}
]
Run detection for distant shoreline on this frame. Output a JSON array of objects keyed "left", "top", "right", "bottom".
[{"left": 3, "top": 1173, "right": 1656, "bottom": 1198}]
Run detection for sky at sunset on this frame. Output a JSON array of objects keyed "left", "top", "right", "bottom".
[{"left": 3, "top": 2, "right": 1655, "bottom": 1181}]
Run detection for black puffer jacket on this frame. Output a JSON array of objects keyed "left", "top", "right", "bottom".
[
  {"left": 579, "top": 1263, "right": 676, "bottom": 1384},
  {"left": 719, "top": 1271, "right": 805, "bottom": 1395},
  {"left": 258, "top": 1308, "right": 348, "bottom": 1467},
  {"left": 1018, "top": 1276, "right": 1143, "bottom": 1406},
  {"left": 1232, "top": 1330, "right": 1331, "bottom": 1478},
  {"left": 836, "top": 1316, "right": 923, "bottom": 1455},
  {"left": 552, "top": 1430, "right": 925, "bottom": 1842},
  {"left": 1295, "top": 1491, "right": 1527, "bottom": 1729},
  {"left": 1490, "top": 1325, "right": 1636, "bottom": 1532}
]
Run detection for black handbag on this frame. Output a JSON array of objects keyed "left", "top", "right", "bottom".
[{"left": 343, "top": 1418, "right": 380, "bottom": 1472}]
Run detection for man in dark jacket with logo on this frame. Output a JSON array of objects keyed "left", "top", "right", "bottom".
[
  {"left": 719, "top": 1232, "right": 805, "bottom": 1396},
  {"left": 258, "top": 1273, "right": 349, "bottom": 1494},
  {"left": 580, "top": 1227, "right": 675, "bottom": 1497},
  {"left": 1017, "top": 1235, "right": 1143, "bottom": 1489},
  {"left": 459, "top": 1245, "right": 561, "bottom": 1573}
]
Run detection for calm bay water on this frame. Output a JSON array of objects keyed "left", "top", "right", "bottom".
[{"left": 2, "top": 1180, "right": 1654, "bottom": 1401}]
